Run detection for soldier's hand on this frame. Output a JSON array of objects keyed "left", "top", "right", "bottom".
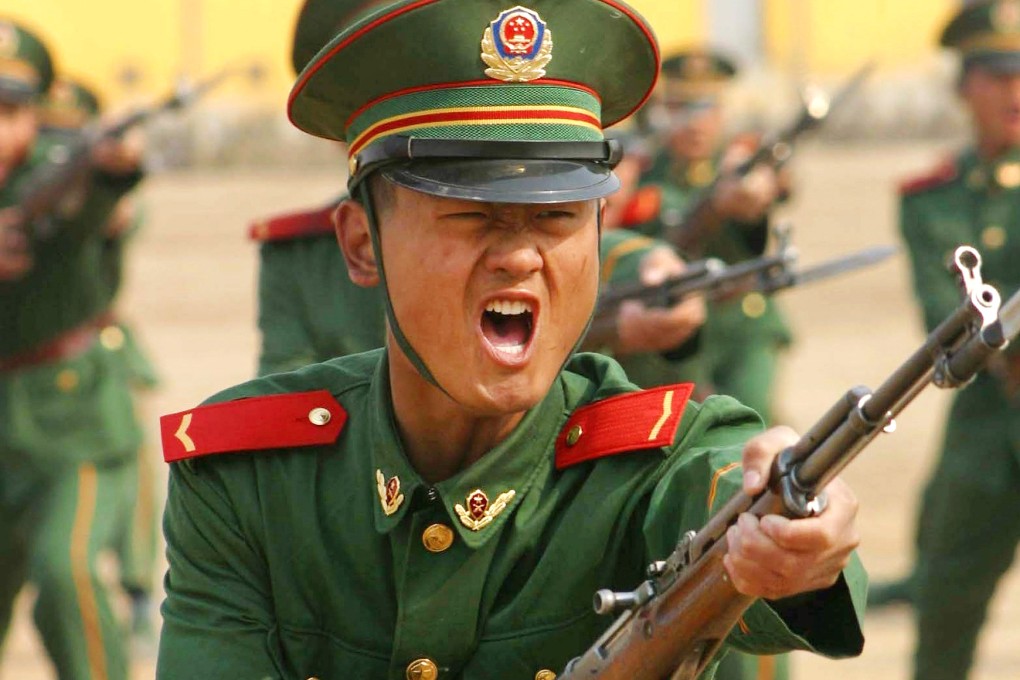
[
  {"left": 614, "top": 246, "right": 706, "bottom": 354},
  {"left": 723, "top": 426, "right": 860, "bottom": 600},
  {"left": 92, "top": 128, "right": 144, "bottom": 175},
  {"left": 711, "top": 165, "right": 781, "bottom": 223},
  {"left": 0, "top": 208, "right": 31, "bottom": 280}
]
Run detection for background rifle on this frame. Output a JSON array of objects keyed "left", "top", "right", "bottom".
[
  {"left": 665, "top": 62, "right": 873, "bottom": 257},
  {"left": 13, "top": 67, "right": 241, "bottom": 237},
  {"left": 584, "top": 233, "right": 896, "bottom": 349},
  {"left": 563, "top": 245, "right": 1020, "bottom": 679}
]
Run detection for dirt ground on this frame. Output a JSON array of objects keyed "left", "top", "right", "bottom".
[{"left": 3, "top": 141, "right": 1019, "bottom": 678}]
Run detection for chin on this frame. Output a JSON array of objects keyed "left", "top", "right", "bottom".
[{"left": 469, "top": 372, "right": 552, "bottom": 416}]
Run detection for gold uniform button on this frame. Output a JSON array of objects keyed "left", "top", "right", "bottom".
[
  {"left": 56, "top": 369, "right": 80, "bottom": 392},
  {"left": 406, "top": 657, "right": 439, "bottom": 680},
  {"left": 99, "top": 325, "right": 125, "bottom": 351},
  {"left": 308, "top": 407, "right": 332, "bottom": 426},
  {"left": 566, "top": 424, "right": 583, "bottom": 446},
  {"left": 422, "top": 523, "right": 455, "bottom": 553},
  {"left": 741, "top": 292, "right": 767, "bottom": 319},
  {"left": 981, "top": 225, "right": 1007, "bottom": 250},
  {"left": 535, "top": 670, "right": 557, "bottom": 680}
]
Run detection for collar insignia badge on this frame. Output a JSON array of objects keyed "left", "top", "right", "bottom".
[
  {"left": 376, "top": 469, "right": 404, "bottom": 516},
  {"left": 455, "top": 487, "right": 516, "bottom": 531}
]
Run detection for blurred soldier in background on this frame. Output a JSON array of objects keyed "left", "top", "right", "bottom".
[
  {"left": 633, "top": 49, "right": 791, "bottom": 426},
  {"left": 251, "top": 0, "right": 386, "bottom": 377},
  {"left": 39, "top": 77, "right": 161, "bottom": 649},
  {"left": 0, "top": 18, "right": 146, "bottom": 680},
  {"left": 890, "top": 2, "right": 1020, "bottom": 678}
]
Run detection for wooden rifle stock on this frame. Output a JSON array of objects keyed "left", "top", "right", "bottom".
[{"left": 562, "top": 245, "right": 1020, "bottom": 679}]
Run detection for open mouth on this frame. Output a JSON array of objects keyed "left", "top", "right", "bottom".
[{"left": 480, "top": 299, "right": 535, "bottom": 360}]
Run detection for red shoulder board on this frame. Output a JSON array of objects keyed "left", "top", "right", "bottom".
[
  {"left": 898, "top": 159, "right": 957, "bottom": 195},
  {"left": 248, "top": 204, "right": 337, "bottom": 242},
  {"left": 621, "top": 186, "right": 663, "bottom": 227},
  {"left": 555, "top": 383, "right": 694, "bottom": 470},
  {"left": 160, "top": 390, "right": 347, "bottom": 463}
]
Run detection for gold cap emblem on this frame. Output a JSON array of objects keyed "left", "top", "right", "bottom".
[
  {"left": 376, "top": 470, "right": 404, "bottom": 516},
  {"left": 480, "top": 6, "right": 553, "bottom": 82},
  {"left": 455, "top": 488, "right": 516, "bottom": 531}
]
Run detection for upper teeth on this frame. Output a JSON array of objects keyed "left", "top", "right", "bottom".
[{"left": 485, "top": 299, "right": 533, "bottom": 315}]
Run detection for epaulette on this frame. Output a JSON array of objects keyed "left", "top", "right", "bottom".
[
  {"left": 555, "top": 383, "right": 694, "bottom": 470},
  {"left": 621, "top": 185, "right": 662, "bottom": 227},
  {"left": 898, "top": 158, "right": 958, "bottom": 196},
  {"left": 248, "top": 203, "right": 338, "bottom": 242},
  {"left": 160, "top": 390, "right": 347, "bottom": 463}
]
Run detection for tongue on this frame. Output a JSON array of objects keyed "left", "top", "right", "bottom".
[{"left": 482, "top": 312, "right": 530, "bottom": 347}]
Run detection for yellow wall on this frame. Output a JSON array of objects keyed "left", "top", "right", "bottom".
[
  {"left": 764, "top": 0, "right": 956, "bottom": 74},
  {"left": 1, "top": 0, "right": 963, "bottom": 110}
]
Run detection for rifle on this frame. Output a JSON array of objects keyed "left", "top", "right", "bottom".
[
  {"left": 664, "top": 62, "right": 873, "bottom": 257},
  {"left": 12, "top": 67, "right": 240, "bottom": 237},
  {"left": 584, "top": 231, "right": 896, "bottom": 349},
  {"left": 562, "top": 245, "right": 1020, "bottom": 679}
]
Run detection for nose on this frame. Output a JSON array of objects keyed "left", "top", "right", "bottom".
[{"left": 484, "top": 228, "right": 544, "bottom": 280}]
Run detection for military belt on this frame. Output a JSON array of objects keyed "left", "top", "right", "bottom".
[{"left": 0, "top": 316, "right": 104, "bottom": 373}]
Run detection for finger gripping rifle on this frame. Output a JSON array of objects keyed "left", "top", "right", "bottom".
[
  {"left": 14, "top": 68, "right": 238, "bottom": 234},
  {"left": 666, "top": 63, "right": 873, "bottom": 256},
  {"left": 562, "top": 245, "right": 1019, "bottom": 679}
]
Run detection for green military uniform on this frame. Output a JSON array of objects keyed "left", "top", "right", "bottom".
[
  {"left": 0, "top": 23, "right": 143, "bottom": 680},
  {"left": 252, "top": 201, "right": 387, "bottom": 376},
  {"left": 159, "top": 2, "right": 866, "bottom": 678},
  {"left": 897, "top": 5, "right": 1020, "bottom": 678},
  {"left": 632, "top": 51, "right": 791, "bottom": 424},
  {"left": 43, "top": 75, "right": 163, "bottom": 639},
  {"left": 159, "top": 352, "right": 865, "bottom": 679}
]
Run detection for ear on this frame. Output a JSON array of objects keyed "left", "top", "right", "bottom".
[{"left": 334, "top": 199, "right": 380, "bottom": 287}]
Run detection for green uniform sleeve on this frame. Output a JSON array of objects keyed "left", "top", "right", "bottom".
[
  {"left": 257, "top": 243, "right": 318, "bottom": 376},
  {"left": 158, "top": 461, "right": 285, "bottom": 679},
  {"left": 643, "top": 396, "right": 866, "bottom": 659},
  {"left": 899, "top": 194, "right": 966, "bottom": 333}
]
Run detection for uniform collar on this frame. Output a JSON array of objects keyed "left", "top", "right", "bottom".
[
  {"left": 964, "top": 146, "right": 1020, "bottom": 192},
  {"left": 369, "top": 351, "right": 570, "bottom": 549}
]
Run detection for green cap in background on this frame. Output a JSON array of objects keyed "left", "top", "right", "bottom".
[
  {"left": 941, "top": 0, "right": 1020, "bottom": 73},
  {"left": 288, "top": 0, "right": 659, "bottom": 203},
  {"left": 39, "top": 78, "right": 101, "bottom": 129},
  {"left": 0, "top": 19, "right": 54, "bottom": 104},
  {"left": 658, "top": 48, "right": 737, "bottom": 106}
]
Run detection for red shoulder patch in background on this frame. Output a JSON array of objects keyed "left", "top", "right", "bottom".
[
  {"left": 248, "top": 203, "right": 338, "bottom": 242},
  {"left": 898, "top": 158, "right": 957, "bottom": 195}
]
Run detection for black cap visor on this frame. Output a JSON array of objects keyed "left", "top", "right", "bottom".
[
  {"left": 0, "top": 77, "right": 37, "bottom": 105},
  {"left": 965, "top": 50, "right": 1020, "bottom": 74},
  {"left": 353, "top": 137, "right": 622, "bottom": 203},
  {"left": 379, "top": 158, "right": 620, "bottom": 204}
]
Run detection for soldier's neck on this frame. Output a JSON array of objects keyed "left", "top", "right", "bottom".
[
  {"left": 975, "top": 136, "right": 1020, "bottom": 162},
  {"left": 388, "top": 358, "right": 526, "bottom": 484}
]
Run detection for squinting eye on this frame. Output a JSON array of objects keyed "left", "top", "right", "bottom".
[{"left": 536, "top": 210, "right": 575, "bottom": 219}]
